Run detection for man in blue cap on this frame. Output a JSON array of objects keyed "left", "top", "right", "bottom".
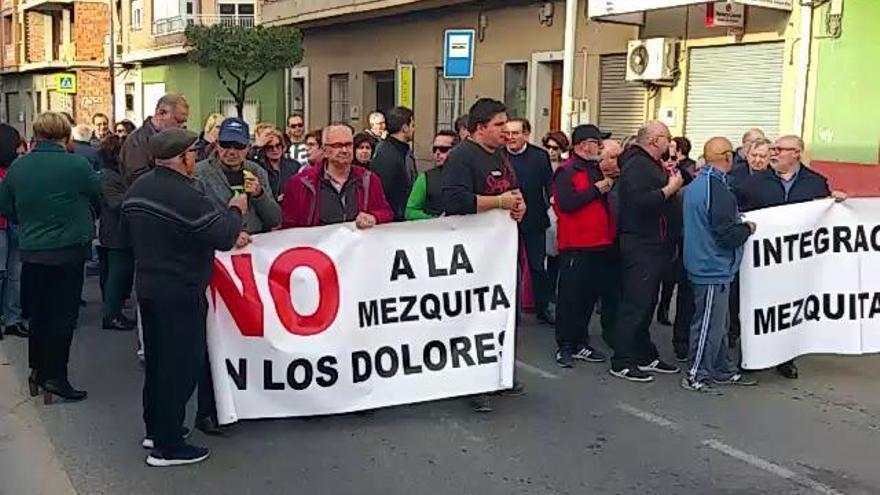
[{"left": 194, "top": 117, "right": 280, "bottom": 435}]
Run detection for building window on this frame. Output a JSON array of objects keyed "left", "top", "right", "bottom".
[
  {"left": 218, "top": 98, "right": 259, "bottom": 130},
  {"left": 124, "top": 83, "right": 135, "bottom": 112},
  {"left": 435, "top": 69, "right": 464, "bottom": 133},
  {"left": 329, "top": 74, "right": 350, "bottom": 124},
  {"left": 504, "top": 62, "right": 528, "bottom": 119},
  {"left": 219, "top": 1, "right": 255, "bottom": 16},
  {"left": 131, "top": 0, "right": 143, "bottom": 29}
]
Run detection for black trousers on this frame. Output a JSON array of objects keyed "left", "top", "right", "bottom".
[
  {"left": 555, "top": 248, "right": 619, "bottom": 351},
  {"left": 546, "top": 255, "right": 560, "bottom": 303},
  {"left": 521, "top": 230, "right": 551, "bottom": 316},
  {"left": 657, "top": 250, "right": 681, "bottom": 319},
  {"left": 197, "top": 351, "right": 217, "bottom": 421},
  {"left": 103, "top": 248, "right": 134, "bottom": 319},
  {"left": 141, "top": 293, "right": 208, "bottom": 450},
  {"left": 729, "top": 274, "right": 741, "bottom": 342},
  {"left": 611, "top": 236, "right": 672, "bottom": 370},
  {"left": 23, "top": 261, "right": 85, "bottom": 382},
  {"left": 672, "top": 277, "right": 695, "bottom": 358}
]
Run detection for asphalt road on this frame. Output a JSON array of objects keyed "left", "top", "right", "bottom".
[{"left": 2, "top": 279, "right": 880, "bottom": 495}]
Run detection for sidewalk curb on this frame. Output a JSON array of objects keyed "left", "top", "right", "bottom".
[{"left": 0, "top": 341, "right": 78, "bottom": 495}]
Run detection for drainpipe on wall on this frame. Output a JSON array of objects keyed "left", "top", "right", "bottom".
[
  {"left": 560, "top": 0, "right": 578, "bottom": 136},
  {"left": 793, "top": 2, "right": 813, "bottom": 136}
]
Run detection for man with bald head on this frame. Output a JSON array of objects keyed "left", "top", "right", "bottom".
[
  {"left": 610, "top": 120, "right": 684, "bottom": 383},
  {"left": 281, "top": 124, "right": 394, "bottom": 228},
  {"left": 681, "top": 137, "right": 756, "bottom": 391}
]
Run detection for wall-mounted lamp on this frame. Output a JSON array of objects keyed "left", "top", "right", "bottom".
[{"left": 478, "top": 11, "right": 488, "bottom": 42}]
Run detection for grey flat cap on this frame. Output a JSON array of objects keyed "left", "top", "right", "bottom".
[{"left": 150, "top": 128, "right": 199, "bottom": 160}]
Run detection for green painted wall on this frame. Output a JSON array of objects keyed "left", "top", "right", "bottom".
[
  {"left": 810, "top": 1, "right": 880, "bottom": 164},
  {"left": 140, "top": 57, "right": 286, "bottom": 133}
]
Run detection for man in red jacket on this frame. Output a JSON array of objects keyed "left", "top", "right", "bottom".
[
  {"left": 552, "top": 124, "right": 617, "bottom": 369},
  {"left": 281, "top": 124, "right": 393, "bottom": 228}
]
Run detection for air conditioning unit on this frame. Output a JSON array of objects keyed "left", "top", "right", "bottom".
[{"left": 626, "top": 38, "right": 678, "bottom": 82}]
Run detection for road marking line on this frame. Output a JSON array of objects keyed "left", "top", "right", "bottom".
[
  {"left": 515, "top": 360, "right": 560, "bottom": 379},
  {"left": 702, "top": 439, "right": 843, "bottom": 495},
  {"left": 616, "top": 402, "right": 681, "bottom": 432}
]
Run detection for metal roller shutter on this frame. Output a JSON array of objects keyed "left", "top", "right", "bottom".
[
  {"left": 685, "top": 42, "right": 784, "bottom": 155},
  {"left": 599, "top": 54, "right": 647, "bottom": 140}
]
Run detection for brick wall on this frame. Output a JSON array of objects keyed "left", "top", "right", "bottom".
[
  {"left": 74, "top": 2, "right": 109, "bottom": 61},
  {"left": 74, "top": 69, "right": 111, "bottom": 124},
  {"left": 25, "top": 11, "right": 44, "bottom": 63}
]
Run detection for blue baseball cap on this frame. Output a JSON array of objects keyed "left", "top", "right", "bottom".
[{"left": 218, "top": 117, "right": 250, "bottom": 145}]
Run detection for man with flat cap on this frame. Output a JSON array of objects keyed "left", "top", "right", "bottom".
[{"left": 123, "top": 128, "right": 246, "bottom": 467}]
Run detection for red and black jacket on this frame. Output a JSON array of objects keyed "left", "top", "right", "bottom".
[{"left": 552, "top": 155, "right": 616, "bottom": 251}]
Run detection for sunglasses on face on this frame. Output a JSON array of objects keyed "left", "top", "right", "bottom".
[
  {"left": 266, "top": 144, "right": 284, "bottom": 151},
  {"left": 219, "top": 141, "right": 248, "bottom": 150},
  {"left": 545, "top": 145, "right": 560, "bottom": 151},
  {"left": 289, "top": 123, "right": 304, "bottom": 129},
  {"left": 433, "top": 146, "right": 452, "bottom": 153}
]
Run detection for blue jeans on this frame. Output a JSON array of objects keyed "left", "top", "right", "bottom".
[{"left": 0, "top": 226, "right": 23, "bottom": 326}]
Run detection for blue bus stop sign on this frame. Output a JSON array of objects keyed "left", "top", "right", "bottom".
[{"left": 443, "top": 29, "right": 475, "bottom": 79}]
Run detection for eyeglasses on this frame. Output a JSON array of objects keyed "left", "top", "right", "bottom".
[
  {"left": 219, "top": 141, "right": 248, "bottom": 150},
  {"left": 325, "top": 142, "right": 353, "bottom": 150},
  {"left": 545, "top": 145, "right": 560, "bottom": 151},
  {"left": 266, "top": 144, "right": 284, "bottom": 151},
  {"left": 770, "top": 146, "right": 799, "bottom": 153},
  {"left": 433, "top": 146, "right": 452, "bottom": 153},
  {"left": 288, "top": 123, "right": 304, "bottom": 129}
]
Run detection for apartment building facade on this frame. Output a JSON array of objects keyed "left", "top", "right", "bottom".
[
  {"left": 0, "top": 0, "right": 111, "bottom": 137},
  {"left": 115, "top": 0, "right": 285, "bottom": 133},
  {"left": 262, "top": 0, "right": 877, "bottom": 188}
]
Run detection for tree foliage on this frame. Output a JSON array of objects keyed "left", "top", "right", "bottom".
[{"left": 185, "top": 25, "right": 304, "bottom": 118}]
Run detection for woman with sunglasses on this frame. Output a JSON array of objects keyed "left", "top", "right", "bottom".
[
  {"left": 353, "top": 132, "right": 374, "bottom": 168},
  {"left": 256, "top": 128, "right": 301, "bottom": 201},
  {"left": 542, "top": 131, "right": 570, "bottom": 172}
]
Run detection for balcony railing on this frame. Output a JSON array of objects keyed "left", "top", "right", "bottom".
[{"left": 152, "top": 14, "right": 256, "bottom": 36}]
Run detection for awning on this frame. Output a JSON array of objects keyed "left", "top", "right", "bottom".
[{"left": 588, "top": 0, "right": 793, "bottom": 20}]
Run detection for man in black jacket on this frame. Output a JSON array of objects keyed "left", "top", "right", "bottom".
[
  {"left": 730, "top": 128, "right": 765, "bottom": 185},
  {"left": 504, "top": 118, "right": 555, "bottom": 324},
  {"left": 123, "top": 128, "right": 245, "bottom": 467},
  {"left": 610, "top": 121, "right": 685, "bottom": 383},
  {"left": 371, "top": 106, "right": 416, "bottom": 220},
  {"left": 734, "top": 134, "right": 845, "bottom": 380}
]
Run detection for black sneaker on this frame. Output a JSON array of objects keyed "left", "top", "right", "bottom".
[
  {"left": 3, "top": 323, "right": 29, "bottom": 338},
  {"left": 142, "top": 427, "right": 191, "bottom": 449},
  {"left": 609, "top": 367, "right": 654, "bottom": 383},
  {"left": 573, "top": 345, "right": 607, "bottom": 363},
  {"left": 714, "top": 373, "right": 757, "bottom": 386},
  {"left": 469, "top": 394, "right": 493, "bottom": 413},
  {"left": 556, "top": 349, "right": 574, "bottom": 368},
  {"left": 638, "top": 359, "right": 680, "bottom": 375},
  {"left": 499, "top": 381, "right": 526, "bottom": 397},
  {"left": 675, "top": 353, "right": 688, "bottom": 363},
  {"left": 680, "top": 377, "right": 719, "bottom": 394},
  {"left": 146, "top": 444, "right": 210, "bottom": 467}
]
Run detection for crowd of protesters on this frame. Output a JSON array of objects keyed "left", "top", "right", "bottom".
[{"left": 0, "top": 92, "right": 848, "bottom": 467}]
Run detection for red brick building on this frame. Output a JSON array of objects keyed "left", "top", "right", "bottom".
[{"left": 0, "top": 0, "right": 112, "bottom": 136}]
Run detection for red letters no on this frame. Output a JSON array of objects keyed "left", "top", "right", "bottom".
[
  {"left": 210, "top": 254, "right": 264, "bottom": 337},
  {"left": 269, "top": 247, "right": 340, "bottom": 336}
]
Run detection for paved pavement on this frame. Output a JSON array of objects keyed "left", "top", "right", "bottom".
[{"left": 2, "top": 279, "right": 880, "bottom": 495}]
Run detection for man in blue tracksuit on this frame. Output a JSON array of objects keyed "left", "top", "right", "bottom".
[{"left": 682, "top": 137, "right": 757, "bottom": 392}]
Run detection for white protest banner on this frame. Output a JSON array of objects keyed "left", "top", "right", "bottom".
[
  {"left": 206, "top": 211, "right": 518, "bottom": 423},
  {"left": 740, "top": 198, "right": 880, "bottom": 369}
]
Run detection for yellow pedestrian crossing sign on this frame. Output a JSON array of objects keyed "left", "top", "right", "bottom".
[{"left": 55, "top": 73, "right": 77, "bottom": 94}]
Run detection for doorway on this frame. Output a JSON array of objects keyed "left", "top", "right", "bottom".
[
  {"left": 530, "top": 52, "right": 564, "bottom": 142},
  {"left": 364, "top": 70, "right": 395, "bottom": 116}
]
